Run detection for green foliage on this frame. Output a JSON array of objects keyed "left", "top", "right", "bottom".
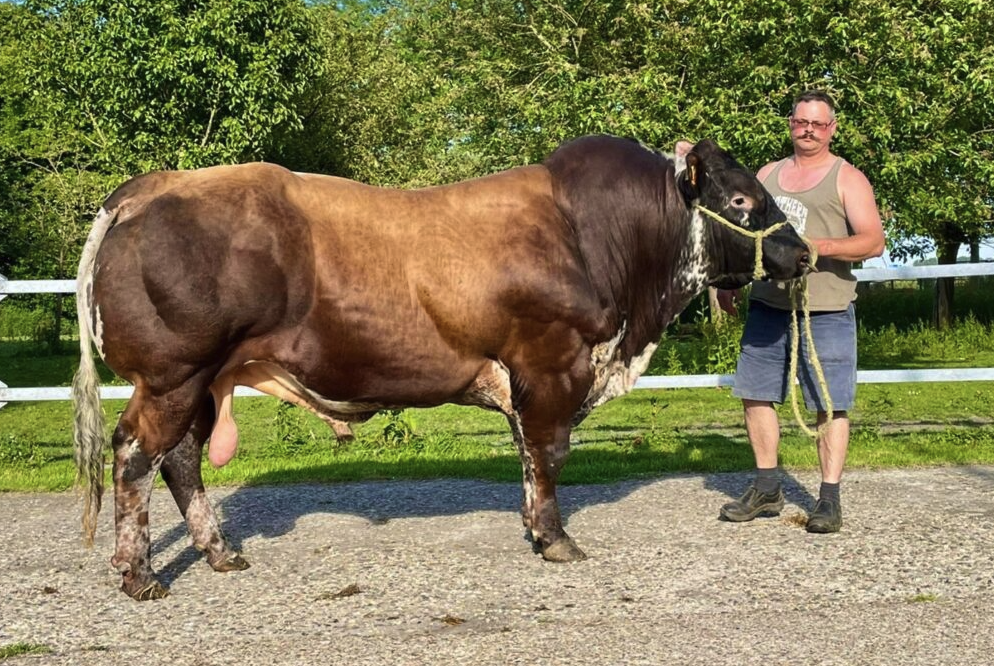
[
  {"left": 12, "top": 0, "right": 325, "bottom": 172},
  {"left": 0, "top": 301, "right": 60, "bottom": 344},
  {"left": 652, "top": 309, "right": 745, "bottom": 376},
  {"left": 860, "top": 316, "right": 994, "bottom": 368},
  {"left": 375, "top": 409, "right": 419, "bottom": 449},
  {"left": 856, "top": 279, "right": 994, "bottom": 330},
  {"left": 272, "top": 400, "right": 319, "bottom": 456},
  {"left": 0, "top": 642, "right": 53, "bottom": 660}
]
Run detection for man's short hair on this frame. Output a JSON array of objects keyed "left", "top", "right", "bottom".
[{"left": 792, "top": 90, "right": 837, "bottom": 118}]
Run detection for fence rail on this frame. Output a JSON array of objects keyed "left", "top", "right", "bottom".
[{"left": 3, "top": 263, "right": 994, "bottom": 406}]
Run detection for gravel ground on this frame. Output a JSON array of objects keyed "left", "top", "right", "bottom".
[{"left": 2, "top": 466, "right": 993, "bottom": 665}]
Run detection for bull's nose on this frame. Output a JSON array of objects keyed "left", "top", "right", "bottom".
[{"left": 799, "top": 252, "right": 818, "bottom": 274}]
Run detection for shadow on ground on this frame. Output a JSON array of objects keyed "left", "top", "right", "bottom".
[{"left": 150, "top": 430, "right": 816, "bottom": 588}]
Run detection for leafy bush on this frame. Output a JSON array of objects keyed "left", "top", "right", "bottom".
[
  {"left": 271, "top": 400, "right": 319, "bottom": 456},
  {"left": 650, "top": 309, "right": 744, "bottom": 376},
  {"left": 377, "top": 409, "right": 419, "bottom": 448}
]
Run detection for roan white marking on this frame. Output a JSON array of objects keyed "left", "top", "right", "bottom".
[{"left": 583, "top": 322, "right": 660, "bottom": 411}]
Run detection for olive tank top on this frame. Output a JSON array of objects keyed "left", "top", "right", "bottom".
[{"left": 750, "top": 157, "right": 857, "bottom": 311}]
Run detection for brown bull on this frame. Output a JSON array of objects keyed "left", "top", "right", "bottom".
[{"left": 73, "top": 135, "right": 811, "bottom": 599}]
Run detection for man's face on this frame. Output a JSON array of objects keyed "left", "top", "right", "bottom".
[{"left": 788, "top": 100, "right": 836, "bottom": 151}]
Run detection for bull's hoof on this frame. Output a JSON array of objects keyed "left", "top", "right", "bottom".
[
  {"left": 209, "top": 553, "right": 251, "bottom": 572},
  {"left": 124, "top": 579, "right": 170, "bottom": 601},
  {"left": 331, "top": 422, "right": 355, "bottom": 441},
  {"left": 541, "top": 537, "right": 587, "bottom": 563}
]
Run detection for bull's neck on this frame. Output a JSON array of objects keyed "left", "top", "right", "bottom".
[
  {"left": 594, "top": 200, "right": 712, "bottom": 360},
  {"left": 654, "top": 204, "right": 713, "bottom": 330}
]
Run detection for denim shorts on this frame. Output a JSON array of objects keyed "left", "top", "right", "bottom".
[{"left": 732, "top": 300, "right": 857, "bottom": 412}]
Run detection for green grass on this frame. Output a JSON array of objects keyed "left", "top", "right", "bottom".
[
  {"left": 0, "top": 643, "right": 52, "bottom": 660},
  {"left": 3, "top": 381, "right": 994, "bottom": 492}
]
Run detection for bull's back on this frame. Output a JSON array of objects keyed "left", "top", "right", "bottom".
[{"left": 291, "top": 165, "right": 602, "bottom": 353}]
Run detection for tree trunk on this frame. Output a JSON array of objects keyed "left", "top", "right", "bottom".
[
  {"left": 969, "top": 240, "right": 982, "bottom": 289},
  {"left": 932, "top": 241, "right": 960, "bottom": 330}
]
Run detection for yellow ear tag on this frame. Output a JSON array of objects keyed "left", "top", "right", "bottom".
[{"left": 689, "top": 164, "right": 697, "bottom": 187}]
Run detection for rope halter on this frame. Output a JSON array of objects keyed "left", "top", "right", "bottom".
[{"left": 694, "top": 204, "right": 797, "bottom": 281}]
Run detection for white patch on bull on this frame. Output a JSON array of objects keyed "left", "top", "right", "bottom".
[
  {"left": 583, "top": 322, "right": 659, "bottom": 411},
  {"left": 675, "top": 207, "right": 709, "bottom": 294},
  {"left": 76, "top": 207, "right": 114, "bottom": 361}
]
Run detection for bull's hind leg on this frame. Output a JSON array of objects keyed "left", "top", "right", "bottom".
[
  {"left": 506, "top": 415, "right": 536, "bottom": 533},
  {"left": 110, "top": 385, "right": 204, "bottom": 600},
  {"left": 160, "top": 399, "right": 249, "bottom": 573}
]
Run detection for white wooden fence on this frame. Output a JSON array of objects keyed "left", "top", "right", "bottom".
[{"left": 2, "top": 263, "right": 994, "bottom": 408}]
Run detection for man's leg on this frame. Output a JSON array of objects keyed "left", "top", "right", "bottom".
[
  {"left": 800, "top": 306, "right": 857, "bottom": 534},
  {"left": 806, "top": 410, "right": 849, "bottom": 533},
  {"left": 815, "top": 410, "right": 850, "bottom": 484},
  {"left": 719, "top": 399, "right": 785, "bottom": 522},
  {"left": 744, "top": 399, "right": 781, "bottom": 469}
]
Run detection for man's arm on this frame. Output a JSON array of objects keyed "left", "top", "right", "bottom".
[{"left": 816, "top": 163, "right": 886, "bottom": 262}]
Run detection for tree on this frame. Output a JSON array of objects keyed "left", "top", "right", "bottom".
[
  {"left": 13, "top": 0, "right": 325, "bottom": 172},
  {"left": 0, "top": 0, "right": 326, "bottom": 340}
]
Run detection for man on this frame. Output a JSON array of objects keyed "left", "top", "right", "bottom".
[{"left": 719, "top": 90, "right": 885, "bottom": 533}]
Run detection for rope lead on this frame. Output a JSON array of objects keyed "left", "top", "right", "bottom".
[{"left": 695, "top": 204, "right": 831, "bottom": 439}]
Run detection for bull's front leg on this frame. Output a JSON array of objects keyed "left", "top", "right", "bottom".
[
  {"left": 110, "top": 422, "right": 167, "bottom": 600},
  {"left": 160, "top": 403, "right": 248, "bottom": 573},
  {"left": 516, "top": 414, "right": 586, "bottom": 563}
]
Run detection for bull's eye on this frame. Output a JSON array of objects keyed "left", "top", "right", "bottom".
[{"left": 729, "top": 193, "right": 755, "bottom": 213}]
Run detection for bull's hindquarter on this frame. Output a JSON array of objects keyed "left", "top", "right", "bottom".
[{"left": 92, "top": 163, "right": 610, "bottom": 597}]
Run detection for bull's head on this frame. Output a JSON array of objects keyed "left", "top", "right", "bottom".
[{"left": 678, "top": 139, "right": 812, "bottom": 289}]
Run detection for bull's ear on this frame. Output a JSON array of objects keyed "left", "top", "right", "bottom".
[{"left": 679, "top": 152, "right": 704, "bottom": 203}]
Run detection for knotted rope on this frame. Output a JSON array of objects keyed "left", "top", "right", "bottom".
[
  {"left": 694, "top": 205, "right": 789, "bottom": 281},
  {"left": 695, "top": 204, "right": 833, "bottom": 438},
  {"left": 787, "top": 278, "right": 834, "bottom": 437}
]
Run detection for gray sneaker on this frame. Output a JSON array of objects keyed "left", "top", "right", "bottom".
[
  {"left": 805, "top": 498, "right": 842, "bottom": 533},
  {"left": 719, "top": 485, "right": 785, "bottom": 522}
]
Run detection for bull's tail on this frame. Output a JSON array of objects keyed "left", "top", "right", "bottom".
[{"left": 72, "top": 206, "right": 116, "bottom": 546}]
